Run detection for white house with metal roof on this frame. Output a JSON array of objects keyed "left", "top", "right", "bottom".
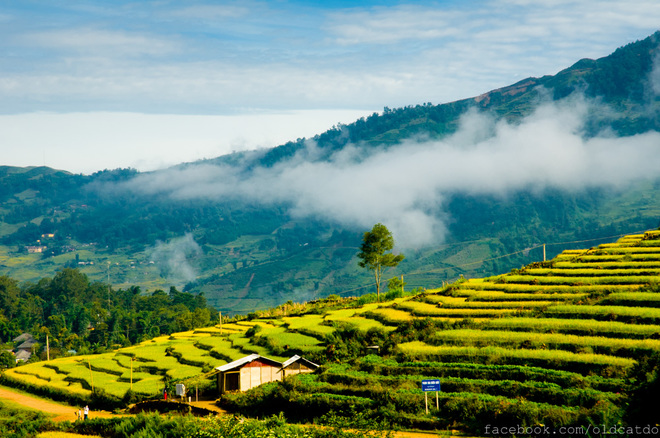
[
  {"left": 215, "top": 354, "right": 320, "bottom": 394},
  {"left": 216, "top": 354, "right": 283, "bottom": 394}
]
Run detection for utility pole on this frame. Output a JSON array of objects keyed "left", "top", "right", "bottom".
[
  {"left": 218, "top": 311, "right": 222, "bottom": 334},
  {"left": 543, "top": 244, "right": 546, "bottom": 262},
  {"left": 46, "top": 334, "right": 50, "bottom": 361},
  {"left": 401, "top": 275, "right": 404, "bottom": 295},
  {"left": 107, "top": 261, "right": 111, "bottom": 308},
  {"left": 88, "top": 360, "right": 94, "bottom": 392}
]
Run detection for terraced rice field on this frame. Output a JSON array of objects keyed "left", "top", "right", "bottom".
[
  {"left": 4, "top": 230, "right": 660, "bottom": 432},
  {"left": 244, "top": 230, "right": 660, "bottom": 430}
]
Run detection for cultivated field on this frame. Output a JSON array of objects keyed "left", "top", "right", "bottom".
[{"left": 4, "top": 230, "right": 660, "bottom": 432}]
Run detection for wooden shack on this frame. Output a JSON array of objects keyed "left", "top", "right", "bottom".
[
  {"left": 216, "top": 354, "right": 283, "bottom": 394},
  {"left": 281, "top": 355, "right": 319, "bottom": 378}
]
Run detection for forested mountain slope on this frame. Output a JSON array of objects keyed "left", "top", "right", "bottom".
[{"left": 1, "top": 32, "right": 659, "bottom": 313}]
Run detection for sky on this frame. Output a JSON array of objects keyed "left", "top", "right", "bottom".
[{"left": 1, "top": 1, "right": 660, "bottom": 174}]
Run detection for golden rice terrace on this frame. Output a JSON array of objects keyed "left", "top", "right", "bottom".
[{"left": 4, "top": 230, "right": 660, "bottom": 432}]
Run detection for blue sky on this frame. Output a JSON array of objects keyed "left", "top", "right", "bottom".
[{"left": 1, "top": 0, "right": 659, "bottom": 173}]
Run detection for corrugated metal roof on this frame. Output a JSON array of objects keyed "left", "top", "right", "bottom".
[
  {"left": 215, "top": 354, "right": 283, "bottom": 372},
  {"left": 281, "top": 355, "right": 319, "bottom": 369}
]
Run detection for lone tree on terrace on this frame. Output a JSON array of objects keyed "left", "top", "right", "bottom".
[{"left": 357, "top": 223, "right": 404, "bottom": 301}]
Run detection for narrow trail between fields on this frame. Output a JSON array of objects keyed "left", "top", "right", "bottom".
[
  {"left": 0, "top": 386, "right": 114, "bottom": 422},
  {"left": 0, "top": 386, "right": 442, "bottom": 437}
]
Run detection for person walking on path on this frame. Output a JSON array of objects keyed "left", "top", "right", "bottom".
[{"left": 84, "top": 405, "right": 89, "bottom": 420}]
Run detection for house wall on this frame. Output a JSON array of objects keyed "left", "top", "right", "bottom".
[
  {"left": 240, "top": 362, "right": 282, "bottom": 391},
  {"left": 282, "top": 362, "right": 315, "bottom": 378},
  {"left": 218, "top": 360, "right": 282, "bottom": 394}
]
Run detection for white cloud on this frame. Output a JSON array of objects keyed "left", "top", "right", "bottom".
[
  {"left": 1, "top": 1, "right": 659, "bottom": 174},
  {"left": 115, "top": 94, "right": 660, "bottom": 249},
  {"left": 21, "top": 28, "right": 180, "bottom": 57},
  {"left": 326, "top": 6, "right": 462, "bottom": 45},
  {"left": 1, "top": 1, "right": 658, "bottom": 116},
  {"left": 149, "top": 233, "right": 202, "bottom": 286},
  {"left": 166, "top": 5, "right": 250, "bottom": 20}
]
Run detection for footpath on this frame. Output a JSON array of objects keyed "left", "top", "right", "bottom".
[
  {"left": 0, "top": 385, "right": 114, "bottom": 422},
  {"left": 0, "top": 385, "right": 442, "bottom": 437}
]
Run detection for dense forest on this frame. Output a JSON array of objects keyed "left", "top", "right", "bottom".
[{"left": 0, "top": 268, "right": 216, "bottom": 364}]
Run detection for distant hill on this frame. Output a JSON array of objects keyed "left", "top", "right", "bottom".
[{"left": 1, "top": 32, "right": 659, "bottom": 313}]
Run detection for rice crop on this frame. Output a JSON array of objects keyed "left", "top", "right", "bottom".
[
  {"left": 467, "top": 292, "right": 589, "bottom": 302},
  {"left": 444, "top": 300, "right": 552, "bottom": 309},
  {"left": 502, "top": 275, "right": 656, "bottom": 285},
  {"left": 522, "top": 268, "right": 660, "bottom": 277},
  {"left": 397, "top": 342, "right": 635, "bottom": 369},
  {"left": 576, "top": 254, "right": 660, "bottom": 262},
  {"left": 283, "top": 315, "right": 329, "bottom": 333},
  {"left": 598, "top": 292, "right": 660, "bottom": 307},
  {"left": 430, "top": 328, "right": 660, "bottom": 355},
  {"left": 331, "top": 315, "right": 396, "bottom": 332},
  {"left": 366, "top": 307, "right": 415, "bottom": 323},
  {"left": 396, "top": 301, "right": 523, "bottom": 317},
  {"left": 458, "top": 282, "right": 639, "bottom": 294},
  {"left": 545, "top": 304, "right": 660, "bottom": 322},
  {"left": 169, "top": 342, "right": 215, "bottom": 367},
  {"left": 218, "top": 323, "right": 250, "bottom": 332},
  {"left": 554, "top": 261, "right": 660, "bottom": 269},
  {"left": 261, "top": 331, "right": 324, "bottom": 354},
  {"left": 593, "top": 247, "right": 660, "bottom": 254},
  {"left": 486, "top": 317, "right": 660, "bottom": 338},
  {"left": 422, "top": 295, "right": 467, "bottom": 305}
]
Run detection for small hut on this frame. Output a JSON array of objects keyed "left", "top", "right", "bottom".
[
  {"left": 13, "top": 333, "right": 36, "bottom": 362},
  {"left": 216, "top": 354, "right": 283, "bottom": 394},
  {"left": 281, "top": 355, "right": 319, "bottom": 378}
]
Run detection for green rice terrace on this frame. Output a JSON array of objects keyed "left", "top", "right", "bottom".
[{"left": 3, "top": 230, "right": 660, "bottom": 434}]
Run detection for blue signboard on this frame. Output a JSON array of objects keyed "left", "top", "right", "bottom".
[{"left": 421, "top": 379, "right": 441, "bottom": 392}]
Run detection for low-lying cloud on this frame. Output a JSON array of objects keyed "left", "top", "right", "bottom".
[
  {"left": 119, "top": 94, "right": 660, "bottom": 248},
  {"left": 149, "top": 233, "right": 202, "bottom": 287}
]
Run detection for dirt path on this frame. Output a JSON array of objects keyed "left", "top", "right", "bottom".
[
  {"left": 0, "top": 386, "right": 114, "bottom": 422},
  {"left": 0, "top": 386, "right": 443, "bottom": 437}
]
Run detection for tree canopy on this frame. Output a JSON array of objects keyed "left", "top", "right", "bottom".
[{"left": 357, "top": 223, "right": 404, "bottom": 300}]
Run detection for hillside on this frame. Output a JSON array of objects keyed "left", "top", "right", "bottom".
[
  {"left": 4, "top": 229, "right": 659, "bottom": 433},
  {"left": 1, "top": 32, "right": 660, "bottom": 313}
]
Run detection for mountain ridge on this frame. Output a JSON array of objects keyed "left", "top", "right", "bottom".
[{"left": 1, "top": 32, "right": 660, "bottom": 313}]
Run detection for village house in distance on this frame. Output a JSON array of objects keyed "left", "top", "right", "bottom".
[{"left": 215, "top": 354, "right": 319, "bottom": 394}]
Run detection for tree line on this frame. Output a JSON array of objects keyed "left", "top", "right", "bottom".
[{"left": 0, "top": 268, "right": 217, "bottom": 364}]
